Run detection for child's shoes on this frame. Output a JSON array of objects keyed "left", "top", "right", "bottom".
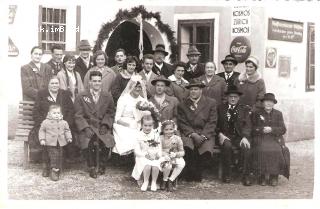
[{"left": 141, "top": 181, "right": 149, "bottom": 191}]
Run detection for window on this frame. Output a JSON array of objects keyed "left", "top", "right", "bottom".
[
  {"left": 306, "top": 22, "right": 315, "bottom": 91},
  {"left": 39, "top": 7, "right": 66, "bottom": 51},
  {"left": 178, "top": 19, "right": 214, "bottom": 63}
]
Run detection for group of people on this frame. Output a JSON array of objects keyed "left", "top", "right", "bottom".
[{"left": 20, "top": 39, "right": 289, "bottom": 192}]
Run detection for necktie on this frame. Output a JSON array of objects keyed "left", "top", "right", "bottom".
[{"left": 226, "top": 73, "right": 230, "bottom": 80}]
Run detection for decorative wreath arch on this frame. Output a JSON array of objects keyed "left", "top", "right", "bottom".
[{"left": 93, "top": 5, "right": 178, "bottom": 63}]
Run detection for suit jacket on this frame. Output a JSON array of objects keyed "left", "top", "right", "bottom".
[
  {"left": 39, "top": 118, "right": 72, "bottom": 147},
  {"left": 33, "top": 89, "right": 75, "bottom": 129},
  {"left": 20, "top": 62, "right": 53, "bottom": 101},
  {"left": 46, "top": 59, "right": 63, "bottom": 75},
  {"left": 177, "top": 96, "right": 217, "bottom": 154},
  {"left": 74, "top": 90, "right": 115, "bottom": 149},
  {"left": 74, "top": 56, "right": 93, "bottom": 81},
  {"left": 149, "top": 94, "right": 179, "bottom": 123},
  {"left": 139, "top": 70, "right": 158, "bottom": 98},
  {"left": 217, "top": 71, "right": 240, "bottom": 87},
  {"left": 216, "top": 103, "right": 252, "bottom": 143},
  {"left": 200, "top": 75, "right": 227, "bottom": 106},
  {"left": 111, "top": 65, "right": 123, "bottom": 75},
  {"left": 152, "top": 62, "right": 174, "bottom": 78},
  {"left": 183, "top": 62, "right": 205, "bottom": 82}
]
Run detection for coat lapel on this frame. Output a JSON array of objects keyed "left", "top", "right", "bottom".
[
  {"left": 82, "top": 90, "right": 98, "bottom": 114},
  {"left": 193, "top": 96, "right": 207, "bottom": 116}
]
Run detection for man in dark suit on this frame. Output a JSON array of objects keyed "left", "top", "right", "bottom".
[
  {"left": 74, "top": 71, "right": 115, "bottom": 178},
  {"left": 177, "top": 78, "right": 217, "bottom": 182},
  {"left": 183, "top": 46, "right": 205, "bottom": 82},
  {"left": 46, "top": 44, "right": 64, "bottom": 75},
  {"left": 152, "top": 44, "right": 173, "bottom": 78},
  {"left": 21, "top": 46, "right": 53, "bottom": 101},
  {"left": 216, "top": 85, "right": 252, "bottom": 185},
  {"left": 74, "top": 40, "right": 94, "bottom": 81},
  {"left": 217, "top": 55, "right": 240, "bottom": 87},
  {"left": 111, "top": 48, "right": 126, "bottom": 74}
]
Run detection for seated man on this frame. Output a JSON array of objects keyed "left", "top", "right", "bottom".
[
  {"left": 177, "top": 78, "right": 217, "bottom": 182},
  {"left": 74, "top": 71, "right": 115, "bottom": 178},
  {"left": 216, "top": 85, "right": 252, "bottom": 185}
]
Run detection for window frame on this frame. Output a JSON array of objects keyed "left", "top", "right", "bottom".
[
  {"left": 305, "top": 22, "right": 315, "bottom": 92},
  {"left": 177, "top": 19, "right": 214, "bottom": 64}
]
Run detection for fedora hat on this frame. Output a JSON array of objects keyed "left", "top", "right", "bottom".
[
  {"left": 221, "top": 55, "right": 238, "bottom": 65},
  {"left": 261, "top": 93, "right": 277, "bottom": 104},
  {"left": 78, "top": 39, "right": 91, "bottom": 51},
  {"left": 153, "top": 44, "right": 169, "bottom": 56},
  {"left": 185, "top": 78, "right": 206, "bottom": 89},
  {"left": 151, "top": 75, "right": 171, "bottom": 86},
  {"left": 225, "top": 85, "right": 243, "bottom": 96},
  {"left": 245, "top": 56, "right": 259, "bottom": 69},
  {"left": 186, "top": 46, "right": 201, "bottom": 56}
]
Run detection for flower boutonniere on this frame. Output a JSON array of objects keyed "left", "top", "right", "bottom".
[
  {"left": 259, "top": 115, "right": 265, "bottom": 122},
  {"left": 147, "top": 139, "right": 160, "bottom": 147},
  {"left": 47, "top": 96, "right": 54, "bottom": 103},
  {"left": 83, "top": 96, "right": 91, "bottom": 104},
  {"left": 32, "top": 67, "right": 38, "bottom": 72},
  {"left": 160, "top": 101, "right": 169, "bottom": 109}
]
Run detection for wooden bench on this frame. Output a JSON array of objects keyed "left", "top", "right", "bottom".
[{"left": 14, "top": 101, "right": 35, "bottom": 169}]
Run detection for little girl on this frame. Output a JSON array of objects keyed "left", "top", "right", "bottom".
[
  {"left": 160, "top": 120, "right": 185, "bottom": 192},
  {"left": 39, "top": 104, "right": 72, "bottom": 181},
  {"left": 131, "top": 114, "right": 162, "bottom": 191}
]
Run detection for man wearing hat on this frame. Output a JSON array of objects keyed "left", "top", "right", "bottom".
[
  {"left": 149, "top": 75, "right": 179, "bottom": 123},
  {"left": 217, "top": 55, "right": 240, "bottom": 87},
  {"left": 152, "top": 44, "right": 174, "bottom": 78},
  {"left": 75, "top": 40, "right": 94, "bottom": 81},
  {"left": 183, "top": 46, "right": 205, "bottom": 82},
  {"left": 216, "top": 85, "right": 253, "bottom": 185},
  {"left": 177, "top": 78, "right": 217, "bottom": 182}
]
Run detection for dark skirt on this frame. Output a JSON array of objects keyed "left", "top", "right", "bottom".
[{"left": 252, "top": 135, "right": 286, "bottom": 176}]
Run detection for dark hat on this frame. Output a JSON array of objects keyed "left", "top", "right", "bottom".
[
  {"left": 78, "top": 39, "right": 91, "bottom": 51},
  {"left": 151, "top": 75, "right": 171, "bottom": 86},
  {"left": 153, "top": 44, "right": 169, "bottom": 56},
  {"left": 186, "top": 46, "right": 201, "bottom": 56},
  {"left": 225, "top": 85, "right": 243, "bottom": 95},
  {"left": 221, "top": 55, "right": 238, "bottom": 65},
  {"left": 185, "top": 78, "right": 206, "bottom": 89},
  {"left": 261, "top": 93, "right": 277, "bottom": 104}
]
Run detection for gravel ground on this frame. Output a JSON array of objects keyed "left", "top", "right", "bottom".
[{"left": 7, "top": 139, "right": 314, "bottom": 200}]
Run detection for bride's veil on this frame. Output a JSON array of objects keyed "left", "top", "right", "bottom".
[{"left": 120, "top": 73, "right": 147, "bottom": 99}]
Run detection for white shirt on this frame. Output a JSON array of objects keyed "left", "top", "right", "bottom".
[
  {"left": 81, "top": 56, "right": 90, "bottom": 68},
  {"left": 224, "top": 71, "right": 234, "bottom": 80},
  {"left": 155, "top": 62, "right": 164, "bottom": 70},
  {"left": 143, "top": 69, "right": 152, "bottom": 81},
  {"left": 154, "top": 94, "right": 165, "bottom": 105},
  {"left": 90, "top": 89, "right": 101, "bottom": 104},
  {"left": 189, "top": 64, "right": 197, "bottom": 72}
]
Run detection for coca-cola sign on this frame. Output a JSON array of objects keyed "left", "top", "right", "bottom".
[{"left": 229, "top": 36, "right": 251, "bottom": 63}]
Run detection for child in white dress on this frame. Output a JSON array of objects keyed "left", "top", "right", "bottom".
[
  {"left": 160, "top": 120, "right": 185, "bottom": 192},
  {"left": 131, "top": 115, "right": 163, "bottom": 191}
]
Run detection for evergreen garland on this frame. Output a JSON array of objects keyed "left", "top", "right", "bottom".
[{"left": 93, "top": 5, "right": 178, "bottom": 63}]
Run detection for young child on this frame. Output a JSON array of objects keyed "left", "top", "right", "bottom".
[
  {"left": 39, "top": 104, "right": 72, "bottom": 181},
  {"left": 160, "top": 120, "right": 185, "bottom": 192},
  {"left": 131, "top": 115, "right": 162, "bottom": 191}
]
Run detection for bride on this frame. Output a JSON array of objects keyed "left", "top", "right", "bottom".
[{"left": 113, "top": 74, "right": 149, "bottom": 155}]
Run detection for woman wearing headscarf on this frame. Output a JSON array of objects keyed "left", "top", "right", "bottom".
[{"left": 57, "top": 54, "right": 84, "bottom": 102}]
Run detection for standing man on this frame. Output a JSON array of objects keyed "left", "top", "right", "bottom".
[
  {"left": 75, "top": 40, "right": 93, "bottom": 81},
  {"left": 21, "top": 46, "right": 53, "bottom": 101},
  {"left": 152, "top": 44, "right": 173, "bottom": 78},
  {"left": 216, "top": 85, "right": 252, "bottom": 185},
  {"left": 177, "top": 78, "right": 217, "bottom": 182},
  {"left": 139, "top": 54, "right": 158, "bottom": 98},
  {"left": 111, "top": 48, "right": 126, "bottom": 74},
  {"left": 149, "top": 75, "right": 179, "bottom": 124},
  {"left": 74, "top": 71, "right": 115, "bottom": 178},
  {"left": 183, "top": 46, "right": 205, "bottom": 82},
  {"left": 46, "top": 44, "right": 64, "bottom": 75},
  {"left": 217, "top": 55, "right": 240, "bottom": 87}
]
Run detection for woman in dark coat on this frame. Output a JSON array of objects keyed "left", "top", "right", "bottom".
[
  {"left": 167, "top": 62, "right": 189, "bottom": 102},
  {"left": 234, "top": 56, "right": 266, "bottom": 110},
  {"left": 200, "top": 61, "right": 227, "bottom": 106},
  {"left": 111, "top": 56, "right": 139, "bottom": 104},
  {"left": 29, "top": 76, "right": 76, "bottom": 164},
  {"left": 251, "top": 93, "right": 287, "bottom": 186}
]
